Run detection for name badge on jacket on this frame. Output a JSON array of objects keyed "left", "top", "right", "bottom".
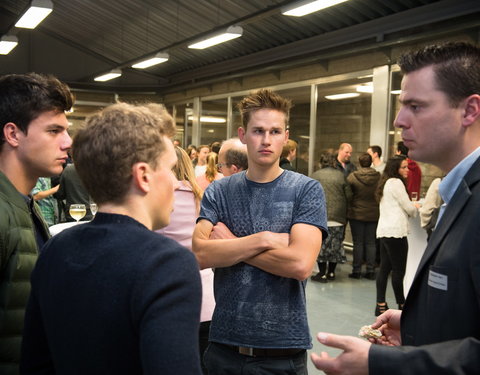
[{"left": 428, "top": 270, "right": 448, "bottom": 291}]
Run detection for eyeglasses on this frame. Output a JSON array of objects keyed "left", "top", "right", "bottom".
[{"left": 216, "top": 163, "right": 231, "bottom": 172}]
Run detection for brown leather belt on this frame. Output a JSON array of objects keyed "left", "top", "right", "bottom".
[{"left": 221, "top": 343, "right": 305, "bottom": 357}]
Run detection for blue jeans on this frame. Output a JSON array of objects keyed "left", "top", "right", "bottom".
[
  {"left": 349, "top": 220, "right": 377, "bottom": 273},
  {"left": 204, "top": 342, "right": 308, "bottom": 375}
]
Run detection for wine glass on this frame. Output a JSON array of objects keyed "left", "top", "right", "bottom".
[
  {"left": 90, "top": 203, "right": 98, "bottom": 217},
  {"left": 411, "top": 192, "right": 418, "bottom": 202},
  {"left": 69, "top": 204, "right": 86, "bottom": 222}
]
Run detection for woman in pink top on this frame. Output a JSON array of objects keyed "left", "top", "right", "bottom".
[
  {"left": 196, "top": 152, "right": 223, "bottom": 190},
  {"left": 156, "top": 146, "right": 215, "bottom": 373}
]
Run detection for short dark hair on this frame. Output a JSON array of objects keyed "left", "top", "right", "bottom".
[
  {"left": 210, "top": 141, "right": 221, "bottom": 154},
  {"left": 397, "top": 141, "right": 409, "bottom": 156},
  {"left": 369, "top": 145, "right": 382, "bottom": 158},
  {"left": 0, "top": 73, "right": 73, "bottom": 149},
  {"left": 238, "top": 89, "right": 292, "bottom": 128},
  {"left": 226, "top": 148, "right": 248, "bottom": 170},
  {"left": 319, "top": 151, "right": 336, "bottom": 169},
  {"left": 397, "top": 42, "right": 480, "bottom": 107},
  {"left": 358, "top": 153, "right": 372, "bottom": 168}
]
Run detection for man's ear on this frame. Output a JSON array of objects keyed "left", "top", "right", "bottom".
[
  {"left": 238, "top": 127, "right": 246, "bottom": 144},
  {"left": 231, "top": 164, "right": 239, "bottom": 174},
  {"left": 284, "top": 129, "right": 289, "bottom": 145},
  {"left": 3, "top": 122, "right": 21, "bottom": 147},
  {"left": 131, "top": 162, "right": 151, "bottom": 194},
  {"left": 462, "top": 94, "right": 480, "bottom": 128}
]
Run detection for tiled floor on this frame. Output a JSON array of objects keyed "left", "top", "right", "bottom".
[{"left": 306, "top": 257, "right": 395, "bottom": 373}]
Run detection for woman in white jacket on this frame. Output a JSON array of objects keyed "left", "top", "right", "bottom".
[{"left": 375, "top": 156, "right": 417, "bottom": 316}]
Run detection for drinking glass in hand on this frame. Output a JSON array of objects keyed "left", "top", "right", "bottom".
[
  {"left": 411, "top": 192, "right": 418, "bottom": 202},
  {"left": 90, "top": 203, "right": 98, "bottom": 216},
  {"left": 70, "top": 204, "right": 86, "bottom": 222}
]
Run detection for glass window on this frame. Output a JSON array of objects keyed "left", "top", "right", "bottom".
[
  {"left": 200, "top": 99, "right": 228, "bottom": 147},
  {"left": 314, "top": 76, "right": 373, "bottom": 172}
]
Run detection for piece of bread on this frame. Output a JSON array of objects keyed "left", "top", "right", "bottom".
[{"left": 358, "top": 325, "right": 382, "bottom": 339}]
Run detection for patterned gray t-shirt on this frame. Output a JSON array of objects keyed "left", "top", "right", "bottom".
[{"left": 199, "top": 170, "right": 327, "bottom": 349}]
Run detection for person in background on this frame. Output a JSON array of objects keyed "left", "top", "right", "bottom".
[
  {"left": 217, "top": 137, "right": 248, "bottom": 177},
  {"left": 419, "top": 177, "right": 443, "bottom": 240},
  {"left": 0, "top": 72, "right": 73, "bottom": 374},
  {"left": 335, "top": 142, "right": 357, "bottom": 177},
  {"left": 311, "top": 151, "right": 352, "bottom": 283},
  {"left": 279, "top": 139, "right": 297, "bottom": 170},
  {"left": 157, "top": 146, "right": 214, "bottom": 374},
  {"left": 367, "top": 145, "right": 386, "bottom": 173},
  {"left": 187, "top": 145, "right": 198, "bottom": 165},
  {"left": 210, "top": 141, "right": 221, "bottom": 154},
  {"left": 31, "top": 177, "right": 59, "bottom": 226},
  {"left": 196, "top": 152, "right": 223, "bottom": 190},
  {"left": 194, "top": 144, "right": 210, "bottom": 177},
  {"left": 374, "top": 156, "right": 417, "bottom": 316},
  {"left": 397, "top": 141, "right": 422, "bottom": 199},
  {"left": 347, "top": 153, "right": 380, "bottom": 280},
  {"left": 173, "top": 139, "right": 181, "bottom": 147},
  {"left": 20, "top": 102, "right": 202, "bottom": 374}
]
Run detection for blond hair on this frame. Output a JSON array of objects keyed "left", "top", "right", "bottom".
[
  {"left": 205, "top": 152, "right": 219, "bottom": 182},
  {"left": 173, "top": 146, "right": 203, "bottom": 210}
]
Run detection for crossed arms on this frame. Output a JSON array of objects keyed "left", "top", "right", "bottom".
[{"left": 192, "top": 220, "right": 322, "bottom": 281}]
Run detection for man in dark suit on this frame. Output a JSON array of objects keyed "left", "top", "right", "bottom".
[{"left": 310, "top": 42, "right": 480, "bottom": 374}]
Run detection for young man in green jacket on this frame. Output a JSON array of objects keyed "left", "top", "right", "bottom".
[{"left": 0, "top": 73, "right": 73, "bottom": 374}]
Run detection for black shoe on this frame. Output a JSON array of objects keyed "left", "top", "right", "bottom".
[
  {"left": 375, "top": 303, "right": 389, "bottom": 316},
  {"left": 326, "top": 272, "right": 335, "bottom": 280},
  {"left": 311, "top": 273, "right": 328, "bottom": 283},
  {"left": 348, "top": 272, "right": 361, "bottom": 279},
  {"left": 364, "top": 272, "right": 376, "bottom": 280}
]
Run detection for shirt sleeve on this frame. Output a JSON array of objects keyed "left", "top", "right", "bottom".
[
  {"left": 197, "top": 183, "right": 219, "bottom": 225},
  {"left": 390, "top": 178, "right": 417, "bottom": 218},
  {"left": 293, "top": 179, "right": 328, "bottom": 237}
]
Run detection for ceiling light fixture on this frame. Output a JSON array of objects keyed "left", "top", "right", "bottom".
[
  {"left": 15, "top": 0, "right": 53, "bottom": 29},
  {"left": 0, "top": 35, "right": 19, "bottom": 55},
  {"left": 188, "top": 26, "right": 243, "bottom": 49},
  {"left": 132, "top": 52, "right": 169, "bottom": 69},
  {"left": 282, "top": 0, "right": 349, "bottom": 17},
  {"left": 94, "top": 69, "right": 122, "bottom": 82},
  {"left": 325, "top": 93, "right": 360, "bottom": 100},
  {"left": 188, "top": 116, "right": 226, "bottom": 123},
  {"left": 391, "top": 89, "right": 402, "bottom": 95},
  {"left": 356, "top": 82, "right": 373, "bottom": 93}
]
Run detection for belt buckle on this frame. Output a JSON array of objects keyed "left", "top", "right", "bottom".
[{"left": 238, "top": 346, "right": 254, "bottom": 356}]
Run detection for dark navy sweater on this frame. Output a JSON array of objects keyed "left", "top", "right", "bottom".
[{"left": 20, "top": 213, "right": 202, "bottom": 375}]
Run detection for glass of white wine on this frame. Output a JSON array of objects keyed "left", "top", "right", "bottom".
[
  {"left": 411, "top": 192, "right": 418, "bottom": 202},
  {"left": 70, "top": 204, "right": 86, "bottom": 222},
  {"left": 90, "top": 203, "right": 98, "bottom": 217}
]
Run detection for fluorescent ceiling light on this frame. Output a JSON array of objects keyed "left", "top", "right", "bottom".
[
  {"left": 132, "top": 52, "right": 169, "bottom": 69},
  {"left": 356, "top": 82, "right": 373, "bottom": 93},
  {"left": 188, "top": 116, "right": 226, "bottom": 123},
  {"left": 325, "top": 93, "right": 360, "bottom": 100},
  {"left": 15, "top": 0, "right": 53, "bottom": 29},
  {"left": 282, "top": 0, "right": 349, "bottom": 17},
  {"left": 0, "top": 35, "right": 19, "bottom": 55},
  {"left": 188, "top": 26, "right": 243, "bottom": 49},
  {"left": 94, "top": 69, "right": 122, "bottom": 82},
  {"left": 391, "top": 89, "right": 402, "bottom": 95}
]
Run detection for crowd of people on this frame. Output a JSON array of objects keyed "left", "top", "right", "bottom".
[{"left": 0, "top": 41, "right": 479, "bottom": 375}]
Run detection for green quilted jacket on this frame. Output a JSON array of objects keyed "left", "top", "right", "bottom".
[{"left": 0, "top": 171, "right": 50, "bottom": 374}]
